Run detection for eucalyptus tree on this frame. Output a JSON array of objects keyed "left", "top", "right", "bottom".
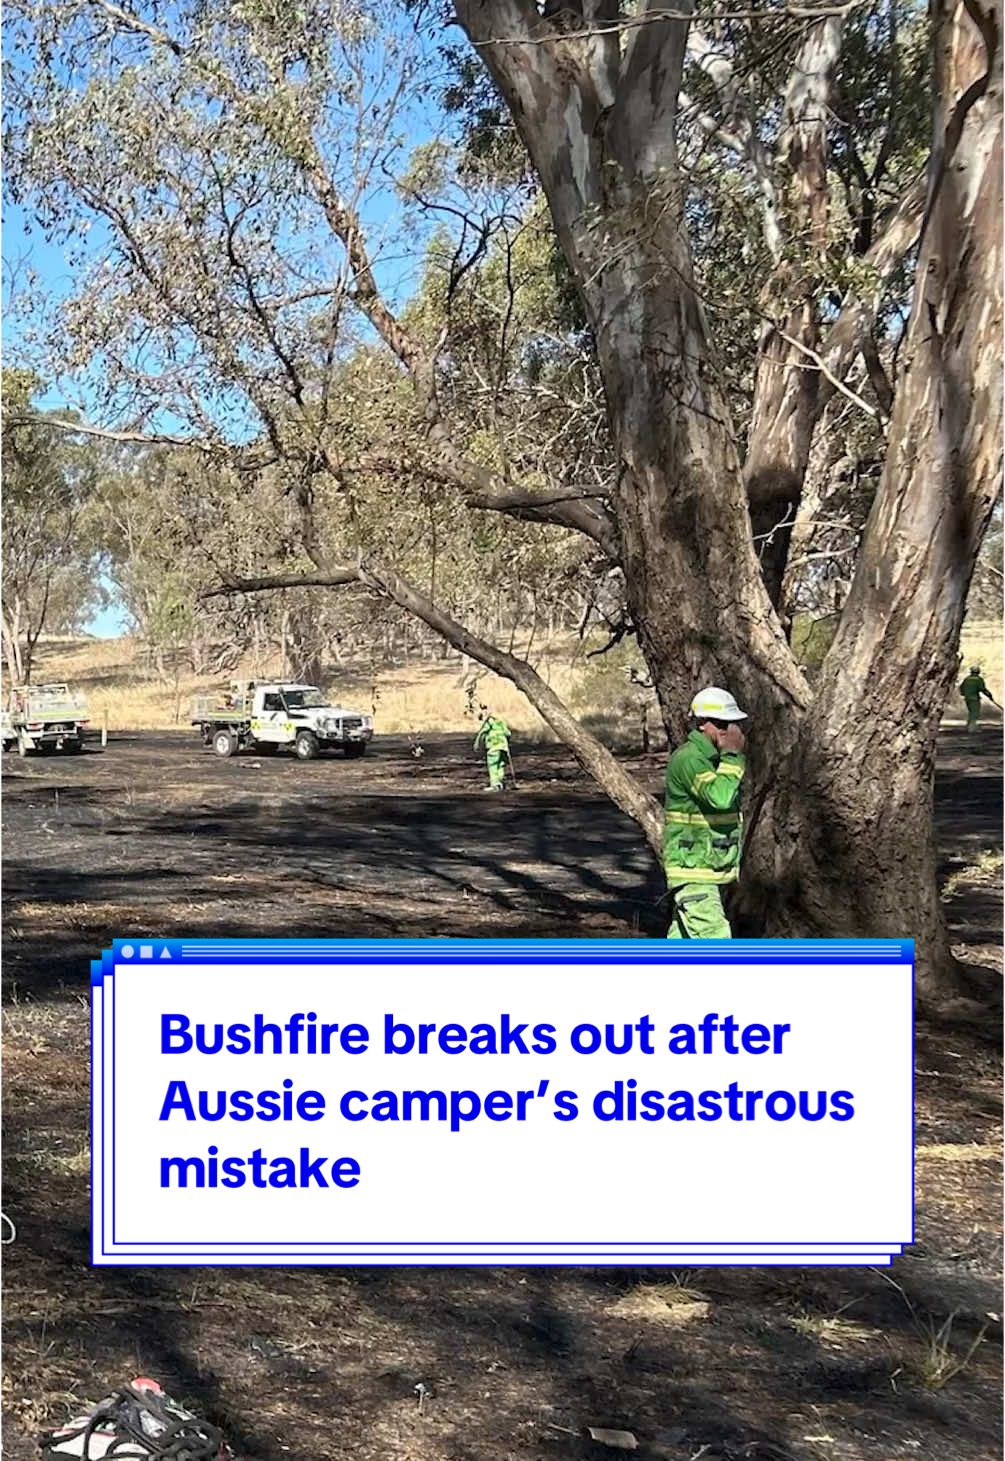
[
  {"left": 6, "top": 0, "right": 1001, "bottom": 996},
  {"left": 1, "top": 370, "right": 105, "bottom": 682}
]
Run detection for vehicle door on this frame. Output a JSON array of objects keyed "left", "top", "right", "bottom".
[{"left": 253, "top": 691, "right": 291, "bottom": 744}]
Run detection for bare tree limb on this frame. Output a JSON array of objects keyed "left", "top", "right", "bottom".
[
  {"left": 475, "top": 1, "right": 870, "bottom": 46},
  {"left": 358, "top": 450, "right": 620, "bottom": 560},
  {"left": 7, "top": 415, "right": 214, "bottom": 450},
  {"left": 205, "top": 561, "right": 664, "bottom": 850},
  {"left": 773, "top": 329, "right": 881, "bottom": 419},
  {"left": 815, "top": 174, "right": 926, "bottom": 410},
  {"left": 202, "top": 569, "right": 363, "bottom": 596}
]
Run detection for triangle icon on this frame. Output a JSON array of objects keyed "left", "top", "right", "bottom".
[{"left": 160, "top": 948, "right": 172, "bottom": 959}]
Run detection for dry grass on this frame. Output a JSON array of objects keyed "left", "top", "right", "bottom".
[
  {"left": 873, "top": 1271, "right": 998, "bottom": 1393},
  {"left": 914, "top": 1313, "right": 993, "bottom": 1391},
  {"left": 788, "top": 1314, "right": 880, "bottom": 1347},
  {"left": 959, "top": 617, "right": 1004, "bottom": 685},
  {"left": 942, "top": 850, "right": 1004, "bottom": 900},
  {"left": 608, "top": 1279, "right": 712, "bottom": 1327},
  {"left": 22, "top": 616, "right": 1004, "bottom": 734},
  {"left": 25, "top": 635, "right": 615, "bottom": 734},
  {"left": 916, "top": 1143, "right": 1001, "bottom": 1164}
]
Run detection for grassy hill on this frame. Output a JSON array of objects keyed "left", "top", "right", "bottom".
[{"left": 22, "top": 615, "right": 1003, "bottom": 736}]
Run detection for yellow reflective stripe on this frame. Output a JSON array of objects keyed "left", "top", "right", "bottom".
[
  {"left": 665, "top": 810, "right": 739, "bottom": 826},
  {"left": 691, "top": 770, "right": 718, "bottom": 791},
  {"left": 663, "top": 865, "right": 739, "bottom": 884},
  {"left": 717, "top": 761, "right": 743, "bottom": 777}
]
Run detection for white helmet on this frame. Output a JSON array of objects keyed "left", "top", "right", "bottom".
[{"left": 691, "top": 686, "right": 748, "bottom": 721}]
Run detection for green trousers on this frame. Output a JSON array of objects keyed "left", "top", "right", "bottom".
[
  {"left": 964, "top": 696, "right": 982, "bottom": 730},
  {"left": 667, "top": 882, "right": 732, "bottom": 939},
  {"left": 486, "top": 748, "right": 507, "bottom": 787}
]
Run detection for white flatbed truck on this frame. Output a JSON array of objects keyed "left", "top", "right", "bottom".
[
  {"left": 1, "top": 684, "right": 92, "bottom": 756},
  {"left": 192, "top": 681, "right": 374, "bottom": 761}
]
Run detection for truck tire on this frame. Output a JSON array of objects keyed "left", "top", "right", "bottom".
[
  {"left": 344, "top": 742, "right": 367, "bottom": 758},
  {"left": 65, "top": 737, "right": 83, "bottom": 754},
  {"left": 213, "top": 728, "right": 238, "bottom": 758},
  {"left": 294, "top": 730, "right": 319, "bottom": 761}
]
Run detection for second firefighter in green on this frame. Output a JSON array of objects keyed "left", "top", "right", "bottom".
[
  {"left": 475, "top": 712, "right": 511, "bottom": 791},
  {"left": 959, "top": 665, "right": 995, "bottom": 730},
  {"left": 663, "top": 686, "right": 748, "bottom": 939}
]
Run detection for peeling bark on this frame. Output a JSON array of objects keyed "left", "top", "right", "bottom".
[
  {"left": 456, "top": 0, "right": 1000, "bottom": 999},
  {"left": 456, "top": 0, "right": 810, "bottom": 753},
  {"left": 744, "top": 18, "right": 841, "bottom": 606},
  {"left": 746, "top": 0, "right": 1002, "bottom": 1000}
]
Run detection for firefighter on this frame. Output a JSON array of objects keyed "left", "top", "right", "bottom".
[
  {"left": 474, "top": 710, "right": 512, "bottom": 792},
  {"left": 959, "top": 665, "right": 997, "bottom": 730},
  {"left": 663, "top": 686, "right": 747, "bottom": 939}
]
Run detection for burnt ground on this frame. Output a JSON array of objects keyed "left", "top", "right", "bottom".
[{"left": 2, "top": 727, "right": 1002, "bottom": 1461}]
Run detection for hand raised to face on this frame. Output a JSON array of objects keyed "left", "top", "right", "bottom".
[{"left": 718, "top": 722, "right": 746, "bottom": 754}]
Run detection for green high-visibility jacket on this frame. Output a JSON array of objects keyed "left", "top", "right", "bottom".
[
  {"left": 475, "top": 716, "right": 510, "bottom": 753},
  {"left": 960, "top": 674, "right": 990, "bottom": 700},
  {"left": 662, "top": 729, "right": 745, "bottom": 885}
]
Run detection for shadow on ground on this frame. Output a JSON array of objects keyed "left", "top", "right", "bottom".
[{"left": 2, "top": 728, "right": 1002, "bottom": 1461}]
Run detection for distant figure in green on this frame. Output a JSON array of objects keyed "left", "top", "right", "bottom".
[
  {"left": 474, "top": 711, "right": 511, "bottom": 792},
  {"left": 959, "top": 665, "right": 997, "bottom": 730}
]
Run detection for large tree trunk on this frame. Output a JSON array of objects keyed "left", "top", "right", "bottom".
[
  {"left": 457, "top": 0, "right": 1000, "bottom": 999},
  {"left": 745, "top": 302, "right": 822, "bottom": 608},
  {"left": 743, "top": 18, "right": 841, "bottom": 606},
  {"left": 742, "top": 0, "right": 1002, "bottom": 1001},
  {"left": 457, "top": 1, "right": 810, "bottom": 753}
]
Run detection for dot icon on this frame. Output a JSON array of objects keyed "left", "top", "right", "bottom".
[{"left": 121, "top": 945, "right": 135, "bottom": 959}]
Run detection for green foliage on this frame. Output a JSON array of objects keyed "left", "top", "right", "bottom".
[
  {"left": 3, "top": 0, "right": 939, "bottom": 687},
  {"left": 790, "top": 614, "right": 840, "bottom": 669},
  {"left": 568, "top": 640, "right": 652, "bottom": 715},
  {"left": 439, "top": 40, "right": 534, "bottom": 188},
  {"left": 1, "top": 371, "right": 106, "bottom": 680}
]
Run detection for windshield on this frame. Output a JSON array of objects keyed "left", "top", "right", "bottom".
[{"left": 282, "top": 689, "right": 328, "bottom": 709}]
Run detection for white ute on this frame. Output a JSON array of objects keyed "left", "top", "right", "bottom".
[
  {"left": 1, "top": 684, "right": 91, "bottom": 756},
  {"left": 191, "top": 681, "right": 374, "bottom": 761}
]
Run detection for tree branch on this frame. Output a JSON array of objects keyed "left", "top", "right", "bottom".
[
  {"left": 773, "top": 328, "right": 881, "bottom": 420},
  {"left": 81, "top": 0, "right": 617, "bottom": 565},
  {"left": 359, "top": 451, "right": 621, "bottom": 561},
  {"left": 815, "top": 174, "right": 926, "bottom": 411},
  {"left": 88, "top": 0, "right": 185, "bottom": 55},
  {"left": 7, "top": 414, "right": 211, "bottom": 449},
  {"left": 206, "top": 560, "right": 664, "bottom": 850},
  {"left": 473, "top": 2, "right": 870, "bottom": 46},
  {"left": 201, "top": 569, "right": 363, "bottom": 597},
  {"left": 610, "top": 0, "right": 692, "bottom": 177}
]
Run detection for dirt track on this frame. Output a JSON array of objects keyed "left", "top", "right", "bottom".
[{"left": 3, "top": 727, "right": 1002, "bottom": 1461}]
